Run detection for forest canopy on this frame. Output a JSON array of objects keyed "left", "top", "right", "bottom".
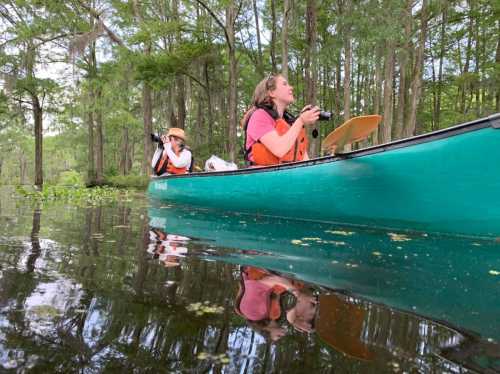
[{"left": 0, "top": 0, "right": 498, "bottom": 187}]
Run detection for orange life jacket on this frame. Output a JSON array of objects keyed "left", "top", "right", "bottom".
[
  {"left": 244, "top": 107, "right": 308, "bottom": 166},
  {"left": 155, "top": 149, "right": 188, "bottom": 175}
]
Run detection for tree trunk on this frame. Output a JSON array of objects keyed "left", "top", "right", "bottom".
[
  {"left": 173, "top": 0, "right": 186, "bottom": 129},
  {"left": 430, "top": 46, "right": 437, "bottom": 130},
  {"left": 270, "top": 0, "right": 277, "bottom": 72},
  {"left": 405, "top": 0, "right": 428, "bottom": 138},
  {"left": 371, "top": 45, "right": 383, "bottom": 145},
  {"left": 496, "top": 25, "right": 500, "bottom": 112},
  {"left": 253, "top": 0, "right": 264, "bottom": 75},
  {"left": 142, "top": 81, "right": 153, "bottom": 175},
  {"left": 305, "top": 0, "right": 319, "bottom": 157},
  {"left": 25, "top": 43, "right": 43, "bottom": 188},
  {"left": 204, "top": 61, "right": 214, "bottom": 145},
  {"left": 435, "top": 2, "right": 447, "bottom": 129},
  {"left": 95, "top": 88, "right": 104, "bottom": 185},
  {"left": 87, "top": 109, "right": 96, "bottom": 184},
  {"left": 226, "top": 2, "right": 238, "bottom": 161},
  {"left": 335, "top": 49, "right": 342, "bottom": 122},
  {"left": 87, "top": 40, "right": 98, "bottom": 186},
  {"left": 120, "top": 127, "right": 130, "bottom": 175},
  {"left": 32, "top": 95, "right": 43, "bottom": 187},
  {"left": 395, "top": 0, "right": 411, "bottom": 139},
  {"left": 343, "top": 4, "right": 352, "bottom": 151},
  {"left": 19, "top": 151, "right": 27, "bottom": 185},
  {"left": 381, "top": 44, "right": 394, "bottom": 143},
  {"left": 473, "top": 4, "right": 481, "bottom": 117},
  {"left": 175, "top": 75, "right": 186, "bottom": 129},
  {"left": 459, "top": 1, "right": 473, "bottom": 114},
  {"left": 281, "top": 0, "right": 291, "bottom": 79}
]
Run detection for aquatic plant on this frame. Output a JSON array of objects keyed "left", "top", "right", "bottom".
[{"left": 15, "top": 185, "right": 129, "bottom": 205}]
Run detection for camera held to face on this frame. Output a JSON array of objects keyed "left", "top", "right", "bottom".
[{"left": 151, "top": 133, "right": 163, "bottom": 146}]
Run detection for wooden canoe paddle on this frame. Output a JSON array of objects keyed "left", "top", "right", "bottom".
[{"left": 322, "top": 115, "right": 382, "bottom": 154}]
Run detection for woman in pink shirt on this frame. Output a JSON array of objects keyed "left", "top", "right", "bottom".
[{"left": 242, "top": 74, "right": 320, "bottom": 165}]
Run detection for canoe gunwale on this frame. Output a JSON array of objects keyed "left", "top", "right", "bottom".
[{"left": 150, "top": 113, "right": 499, "bottom": 180}]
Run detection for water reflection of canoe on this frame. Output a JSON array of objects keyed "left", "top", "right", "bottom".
[
  {"left": 148, "top": 114, "right": 500, "bottom": 237},
  {"left": 316, "top": 292, "right": 498, "bottom": 372},
  {"left": 148, "top": 205, "right": 500, "bottom": 342}
]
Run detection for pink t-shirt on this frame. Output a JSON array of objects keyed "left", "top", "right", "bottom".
[{"left": 245, "top": 109, "right": 275, "bottom": 161}]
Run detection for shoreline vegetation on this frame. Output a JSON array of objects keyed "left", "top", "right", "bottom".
[{"left": 13, "top": 182, "right": 142, "bottom": 205}]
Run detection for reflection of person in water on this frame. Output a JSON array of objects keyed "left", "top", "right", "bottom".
[
  {"left": 148, "top": 228, "right": 190, "bottom": 267},
  {"left": 286, "top": 289, "right": 318, "bottom": 333},
  {"left": 234, "top": 266, "right": 317, "bottom": 341}
]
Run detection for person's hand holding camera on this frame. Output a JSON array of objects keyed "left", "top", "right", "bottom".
[
  {"left": 160, "top": 135, "right": 170, "bottom": 144},
  {"left": 298, "top": 105, "right": 320, "bottom": 126}
]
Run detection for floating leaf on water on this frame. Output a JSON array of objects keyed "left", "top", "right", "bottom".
[
  {"left": 488, "top": 270, "right": 500, "bottom": 276},
  {"left": 188, "top": 302, "right": 224, "bottom": 315},
  {"left": 197, "top": 352, "right": 209, "bottom": 360},
  {"left": 334, "top": 241, "right": 346, "bottom": 246},
  {"left": 291, "top": 240, "right": 302, "bottom": 245},
  {"left": 388, "top": 233, "right": 411, "bottom": 242},
  {"left": 325, "top": 230, "right": 354, "bottom": 236},
  {"left": 31, "top": 305, "right": 61, "bottom": 318},
  {"left": 372, "top": 251, "right": 382, "bottom": 256}
]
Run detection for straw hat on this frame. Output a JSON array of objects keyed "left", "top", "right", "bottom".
[{"left": 167, "top": 127, "right": 186, "bottom": 141}]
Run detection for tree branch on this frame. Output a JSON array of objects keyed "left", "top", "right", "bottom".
[
  {"left": 194, "top": 0, "right": 233, "bottom": 50},
  {"left": 76, "top": 0, "right": 126, "bottom": 47}
]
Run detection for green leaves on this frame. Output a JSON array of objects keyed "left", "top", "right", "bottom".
[{"left": 135, "top": 42, "right": 213, "bottom": 87}]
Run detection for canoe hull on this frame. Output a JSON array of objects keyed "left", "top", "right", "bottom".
[{"left": 148, "top": 114, "right": 500, "bottom": 237}]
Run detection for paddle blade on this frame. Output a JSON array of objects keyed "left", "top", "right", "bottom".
[{"left": 322, "top": 115, "right": 382, "bottom": 152}]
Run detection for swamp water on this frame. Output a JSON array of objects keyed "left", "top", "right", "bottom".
[{"left": 0, "top": 187, "right": 499, "bottom": 373}]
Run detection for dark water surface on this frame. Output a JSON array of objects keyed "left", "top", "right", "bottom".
[{"left": 0, "top": 187, "right": 499, "bottom": 373}]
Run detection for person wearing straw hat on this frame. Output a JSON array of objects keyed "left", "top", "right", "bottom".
[{"left": 152, "top": 128, "right": 193, "bottom": 176}]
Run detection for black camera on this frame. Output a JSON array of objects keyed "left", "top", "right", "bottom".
[
  {"left": 303, "top": 107, "right": 332, "bottom": 121},
  {"left": 318, "top": 111, "right": 332, "bottom": 121},
  {"left": 151, "top": 133, "right": 161, "bottom": 142},
  {"left": 151, "top": 133, "right": 164, "bottom": 147}
]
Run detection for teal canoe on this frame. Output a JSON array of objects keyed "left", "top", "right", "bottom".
[{"left": 148, "top": 113, "right": 500, "bottom": 237}]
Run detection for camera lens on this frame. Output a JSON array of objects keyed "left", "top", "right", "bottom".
[
  {"left": 151, "top": 133, "right": 160, "bottom": 142},
  {"left": 318, "top": 111, "right": 332, "bottom": 121}
]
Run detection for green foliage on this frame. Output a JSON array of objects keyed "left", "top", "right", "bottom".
[
  {"left": 135, "top": 42, "right": 213, "bottom": 87},
  {"left": 15, "top": 185, "right": 128, "bottom": 205},
  {"left": 57, "top": 170, "right": 84, "bottom": 186}
]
